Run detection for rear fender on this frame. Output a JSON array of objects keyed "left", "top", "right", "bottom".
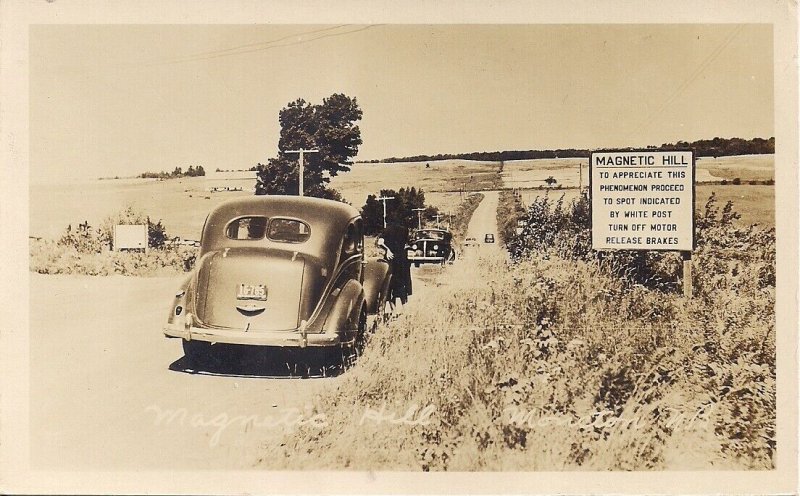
[
  {"left": 166, "top": 273, "right": 194, "bottom": 326},
  {"left": 322, "top": 279, "right": 365, "bottom": 339},
  {"left": 362, "top": 259, "right": 391, "bottom": 315}
]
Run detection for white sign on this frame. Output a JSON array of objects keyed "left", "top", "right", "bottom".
[
  {"left": 114, "top": 224, "right": 148, "bottom": 251},
  {"left": 590, "top": 150, "right": 694, "bottom": 251}
]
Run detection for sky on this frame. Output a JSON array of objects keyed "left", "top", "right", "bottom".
[{"left": 29, "top": 24, "right": 773, "bottom": 182}]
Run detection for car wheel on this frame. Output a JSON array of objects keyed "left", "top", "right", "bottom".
[
  {"left": 339, "top": 307, "right": 367, "bottom": 371},
  {"left": 373, "top": 289, "right": 389, "bottom": 328},
  {"left": 355, "top": 307, "right": 368, "bottom": 355}
]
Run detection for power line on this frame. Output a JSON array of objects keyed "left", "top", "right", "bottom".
[
  {"left": 147, "top": 25, "right": 378, "bottom": 66},
  {"left": 627, "top": 25, "right": 744, "bottom": 143}
]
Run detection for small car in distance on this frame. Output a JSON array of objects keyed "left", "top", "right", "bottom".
[
  {"left": 163, "top": 196, "right": 392, "bottom": 368},
  {"left": 407, "top": 228, "right": 456, "bottom": 267},
  {"left": 484, "top": 233, "right": 495, "bottom": 244}
]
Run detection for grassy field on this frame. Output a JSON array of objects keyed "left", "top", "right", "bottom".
[
  {"left": 30, "top": 176, "right": 249, "bottom": 241},
  {"left": 500, "top": 155, "right": 774, "bottom": 190},
  {"left": 29, "top": 155, "right": 773, "bottom": 243},
  {"left": 696, "top": 185, "right": 774, "bottom": 228},
  {"left": 30, "top": 162, "right": 496, "bottom": 242},
  {"left": 696, "top": 154, "right": 774, "bottom": 182},
  {"left": 333, "top": 160, "right": 502, "bottom": 202}
]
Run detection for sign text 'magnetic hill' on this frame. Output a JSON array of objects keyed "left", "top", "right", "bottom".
[{"left": 590, "top": 150, "right": 694, "bottom": 251}]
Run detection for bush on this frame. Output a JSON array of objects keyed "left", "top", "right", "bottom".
[
  {"left": 31, "top": 238, "right": 198, "bottom": 276},
  {"left": 506, "top": 193, "right": 775, "bottom": 294},
  {"left": 32, "top": 206, "right": 198, "bottom": 276}
]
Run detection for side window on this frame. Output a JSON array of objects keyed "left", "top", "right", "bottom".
[
  {"left": 226, "top": 216, "right": 268, "bottom": 240},
  {"left": 342, "top": 222, "right": 361, "bottom": 257},
  {"left": 354, "top": 219, "right": 364, "bottom": 253}
]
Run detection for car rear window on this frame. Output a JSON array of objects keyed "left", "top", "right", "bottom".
[
  {"left": 226, "top": 216, "right": 268, "bottom": 240},
  {"left": 268, "top": 218, "right": 310, "bottom": 243}
]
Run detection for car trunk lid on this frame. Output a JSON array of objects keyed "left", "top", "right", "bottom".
[{"left": 195, "top": 248, "right": 305, "bottom": 331}]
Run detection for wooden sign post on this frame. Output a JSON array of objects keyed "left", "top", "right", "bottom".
[{"left": 682, "top": 251, "right": 693, "bottom": 298}]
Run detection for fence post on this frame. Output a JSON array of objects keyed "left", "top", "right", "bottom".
[{"left": 682, "top": 251, "right": 693, "bottom": 298}]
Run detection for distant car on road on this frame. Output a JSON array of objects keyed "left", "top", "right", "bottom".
[
  {"left": 464, "top": 236, "right": 478, "bottom": 248},
  {"left": 484, "top": 233, "right": 495, "bottom": 244},
  {"left": 163, "top": 196, "right": 392, "bottom": 368},
  {"left": 407, "top": 228, "right": 456, "bottom": 267}
]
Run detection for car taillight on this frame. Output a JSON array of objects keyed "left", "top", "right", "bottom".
[
  {"left": 412, "top": 244, "right": 418, "bottom": 250},
  {"left": 432, "top": 244, "right": 439, "bottom": 250}
]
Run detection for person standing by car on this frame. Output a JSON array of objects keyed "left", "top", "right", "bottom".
[{"left": 376, "top": 222, "right": 412, "bottom": 314}]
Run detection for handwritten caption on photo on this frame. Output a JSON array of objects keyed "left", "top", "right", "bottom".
[{"left": 145, "top": 401, "right": 714, "bottom": 447}]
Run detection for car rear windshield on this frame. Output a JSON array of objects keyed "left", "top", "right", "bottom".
[
  {"left": 268, "top": 218, "right": 310, "bottom": 243},
  {"left": 225, "top": 216, "right": 310, "bottom": 242},
  {"left": 226, "top": 216, "right": 268, "bottom": 240}
]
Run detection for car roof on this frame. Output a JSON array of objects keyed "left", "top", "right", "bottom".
[
  {"left": 200, "top": 195, "right": 361, "bottom": 262},
  {"left": 208, "top": 195, "right": 359, "bottom": 225}
]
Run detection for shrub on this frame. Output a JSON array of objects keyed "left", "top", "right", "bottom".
[
  {"left": 506, "top": 193, "right": 775, "bottom": 294},
  {"left": 31, "top": 238, "right": 198, "bottom": 276},
  {"left": 33, "top": 206, "right": 198, "bottom": 276}
]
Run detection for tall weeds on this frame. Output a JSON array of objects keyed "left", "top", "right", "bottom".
[{"left": 263, "top": 192, "right": 774, "bottom": 471}]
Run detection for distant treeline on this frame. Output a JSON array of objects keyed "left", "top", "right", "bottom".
[
  {"left": 140, "top": 165, "right": 206, "bottom": 179},
  {"left": 361, "top": 137, "right": 774, "bottom": 164}
]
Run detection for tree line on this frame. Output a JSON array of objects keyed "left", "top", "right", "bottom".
[
  {"left": 140, "top": 165, "right": 206, "bottom": 179},
  {"left": 362, "top": 137, "right": 774, "bottom": 164}
]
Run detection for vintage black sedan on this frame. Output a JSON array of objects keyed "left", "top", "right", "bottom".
[
  {"left": 163, "top": 196, "right": 392, "bottom": 366},
  {"left": 406, "top": 228, "right": 456, "bottom": 267}
]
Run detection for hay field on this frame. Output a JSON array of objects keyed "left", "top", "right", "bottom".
[
  {"left": 30, "top": 176, "right": 251, "bottom": 241},
  {"left": 330, "top": 160, "right": 501, "bottom": 204},
  {"left": 29, "top": 164, "right": 490, "bottom": 242},
  {"left": 696, "top": 154, "right": 774, "bottom": 182},
  {"left": 29, "top": 154, "right": 774, "bottom": 242}
]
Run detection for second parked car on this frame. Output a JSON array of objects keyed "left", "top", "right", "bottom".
[{"left": 407, "top": 228, "right": 456, "bottom": 267}]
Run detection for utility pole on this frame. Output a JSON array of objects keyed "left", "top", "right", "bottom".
[
  {"left": 377, "top": 195, "right": 395, "bottom": 228},
  {"left": 579, "top": 162, "right": 583, "bottom": 193},
  {"left": 284, "top": 148, "right": 319, "bottom": 196},
  {"left": 412, "top": 207, "right": 425, "bottom": 230}
]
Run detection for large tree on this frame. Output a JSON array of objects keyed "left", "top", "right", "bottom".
[{"left": 255, "top": 94, "right": 363, "bottom": 199}]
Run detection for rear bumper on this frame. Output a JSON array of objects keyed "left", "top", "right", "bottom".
[
  {"left": 407, "top": 256, "right": 445, "bottom": 263},
  {"left": 163, "top": 323, "right": 345, "bottom": 348}
]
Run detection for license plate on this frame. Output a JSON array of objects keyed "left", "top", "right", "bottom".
[{"left": 237, "top": 283, "right": 267, "bottom": 301}]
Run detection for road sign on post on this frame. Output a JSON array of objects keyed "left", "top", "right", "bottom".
[
  {"left": 114, "top": 224, "right": 148, "bottom": 253},
  {"left": 590, "top": 150, "right": 695, "bottom": 296}
]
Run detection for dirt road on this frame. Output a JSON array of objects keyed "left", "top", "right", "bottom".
[
  {"left": 463, "top": 190, "right": 503, "bottom": 256},
  {"left": 28, "top": 193, "right": 498, "bottom": 471},
  {"left": 30, "top": 274, "right": 332, "bottom": 470}
]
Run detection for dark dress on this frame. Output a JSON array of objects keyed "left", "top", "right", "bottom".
[{"left": 379, "top": 224, "right": 413, "bottom": 303}]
